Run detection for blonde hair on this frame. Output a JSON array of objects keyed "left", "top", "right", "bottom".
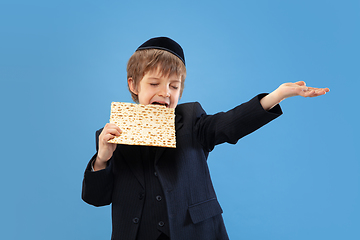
[{"left": 127, "top": 49, "right": 186, "bottom": 103}]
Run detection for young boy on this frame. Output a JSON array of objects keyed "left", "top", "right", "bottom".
[{"left": 82, "top": 37, "right": 329, "bottom": 240}]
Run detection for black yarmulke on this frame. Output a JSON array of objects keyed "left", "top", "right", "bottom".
[{"left": 136, "top": 37, "right": 185, "bottom": 66}]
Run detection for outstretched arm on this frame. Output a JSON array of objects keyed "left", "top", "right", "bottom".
[{"left": 260, "top": 81, "right": 330, "bottom": 111}]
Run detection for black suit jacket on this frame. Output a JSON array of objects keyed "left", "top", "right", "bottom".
[{"left": 82, "top": 94, "right": 282, "bottom": 240}]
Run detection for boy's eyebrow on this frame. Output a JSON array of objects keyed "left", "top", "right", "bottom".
[
  {"left": 147, "top": 77, "right": 161, "bottom": 80},
  {"left": 147, "top": 77, "right": 181, "bottom": 82},
  {"left": 170, "top": 79, "right": 181, "bottom": 82}
]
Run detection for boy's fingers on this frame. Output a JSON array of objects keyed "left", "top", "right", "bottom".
[
  {"left": 106, "top": 127, "right": 122, "bottom": 136},
  {"left": 102, "top": 134, "right": 115, "bottom": 142},
  {"left": 104, "top": 123, "right": 122, "bottom": 133},
  {"left": 105, "top": 123, "right": 120, "bottom": 130},
  {"left": 295, "top": 81, "right": 306, "bottom": 86},
  {"left": 102, "top": 132, "right": 120, "bottom": 142},
  {"left": 299, "top": 86, "right": 311, "bottom": 95},
  {"left": 300, "top": 86, "right": 309, "bottom": 92},
  {"left": 301, "top": 89, "right": 314, "bottom": 97},
  {"left": 100, "top": 128, "right": 121, "bottom": 142}
]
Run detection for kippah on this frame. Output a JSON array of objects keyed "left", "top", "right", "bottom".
[{"left": 136, "top": 37, "right": 185, "bottom": 66}]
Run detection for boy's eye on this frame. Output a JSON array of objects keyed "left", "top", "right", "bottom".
[
  {"left": 171, "top": 86, "right": 179, "bottom": 90},
  {"left": 150, "top": 83, "right": 159, "bottom": 86}
]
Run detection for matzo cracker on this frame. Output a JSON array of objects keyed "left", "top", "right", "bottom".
[{"left": 108, "top": 102, "right": 176, "bottom": 148}]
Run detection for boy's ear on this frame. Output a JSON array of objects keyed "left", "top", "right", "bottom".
[{"left": 128, "top": 78, "right": 138, "bottom": 94}]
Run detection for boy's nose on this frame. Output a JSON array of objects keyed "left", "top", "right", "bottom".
[{"left": 159, "top": 86, "right": 170, "bottom": 97}]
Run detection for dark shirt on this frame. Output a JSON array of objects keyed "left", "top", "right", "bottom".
[{"left": 136, "top": 147, "right": 170, "bottom": 240}]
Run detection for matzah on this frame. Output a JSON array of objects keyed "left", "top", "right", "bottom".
[{"left": 108, "top": 102, "right": 176, "bottom": 148}]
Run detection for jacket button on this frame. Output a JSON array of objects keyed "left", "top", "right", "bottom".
[
  {"left": 133, "top": 218, "right": 139, "bottom": 224},
  {"left": 139, "top": 193, "right": 145, "bottom": 200},
  {"left": 158, "top": 221, "right": 164, "bottom": 227},
  {"left": 156, "top": 195, "right": 162, "bottom": 201},
  {"left": 154, "top": 171, "right": 158, "bottom": 177}
]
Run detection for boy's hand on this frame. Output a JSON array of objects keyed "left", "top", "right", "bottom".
[
  {"left": 275, "top": 81, "right": 330, "bottom": 99},
  {"left": 260, "top": 81, "right": 330, "bottom": 111},
  {"left": 94, "top": 123, "right": 121, "bottom": 171}
]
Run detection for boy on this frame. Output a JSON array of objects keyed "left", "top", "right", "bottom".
[{"left": 82, "top": 37, "right": 329, "bottom": 240}]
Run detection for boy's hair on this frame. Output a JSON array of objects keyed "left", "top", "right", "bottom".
[{"left": 127, "top": 49, "right": 187, "bottom": 103}]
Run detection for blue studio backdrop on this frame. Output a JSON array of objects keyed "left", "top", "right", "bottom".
[{"left": 0, "top": 0, "right": 359, "bottom": 239}]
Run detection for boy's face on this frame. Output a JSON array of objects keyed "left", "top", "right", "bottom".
[{"left": 129, "top": 68, "right": 182, "bottom": 109}]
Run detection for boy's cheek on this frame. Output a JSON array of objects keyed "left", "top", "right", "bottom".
[{"left": 170, "top": 100, "right": 179, "bottom": 109}]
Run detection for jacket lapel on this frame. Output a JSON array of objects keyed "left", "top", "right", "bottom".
[
  {"left": 120, "top": 145, "right": 145, "bottom": 189},
  {"left": 175, "top": 112, "right": 183, "bottom": 132}
]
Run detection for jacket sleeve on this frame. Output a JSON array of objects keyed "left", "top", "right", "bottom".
[
  {"left": 81, "top": 129, "right": 114, "bottom": 207},
  {"left": 193, "top": 94, "right": 283, "bottom": 152}
]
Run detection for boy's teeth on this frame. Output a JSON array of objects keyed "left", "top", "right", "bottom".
[{"left": 152, "top": 102, "right": 166, "bottom": 106}]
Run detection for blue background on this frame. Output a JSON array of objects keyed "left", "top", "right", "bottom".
[{"left": 1, "top": 0, "right": 359, "bottom": 239}]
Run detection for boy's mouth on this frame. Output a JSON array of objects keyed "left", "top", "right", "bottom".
[{"left": 151, "top": 101, "right": 169, "bottom": 108}]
